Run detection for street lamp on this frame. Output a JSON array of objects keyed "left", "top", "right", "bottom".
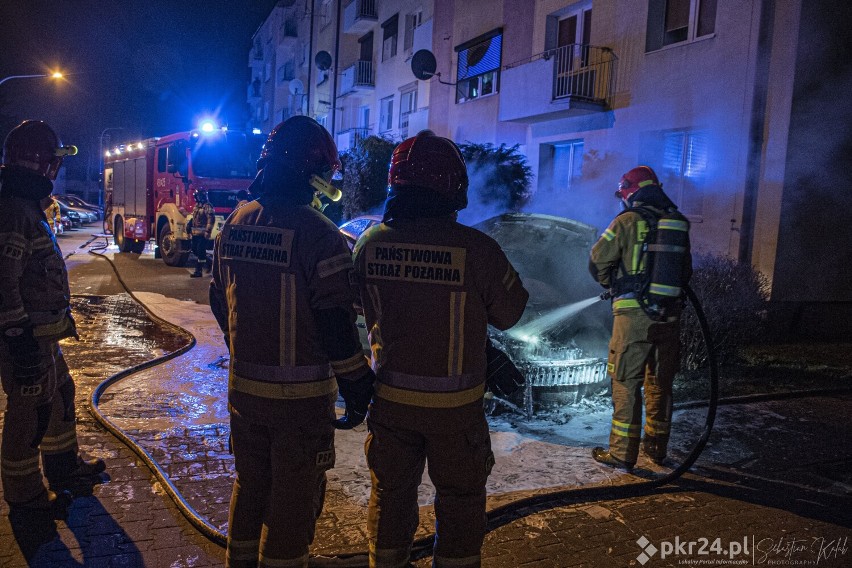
[{"left": 0, "top": 71, "right": 64, "bottom": 87}]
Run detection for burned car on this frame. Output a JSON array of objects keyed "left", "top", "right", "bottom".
[{"left": 340, "top": 213, "right": 612, "bottom": 414}]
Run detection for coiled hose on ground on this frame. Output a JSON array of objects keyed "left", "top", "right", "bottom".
[{"left": 85, "top": 240, "right": 719, "bottom": 566}]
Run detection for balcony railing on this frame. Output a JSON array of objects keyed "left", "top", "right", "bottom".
[
  {"left": 337, "top": 127, "right": 370, "bottom": 151},
  {"left": 343, "top": 0, "right": 378, "bottom": 34},
  {"left": 339, "top": 60, "right": 375, "bottom": 94},
  {"left": 504, "top": 43, "right": 616, "bottom": 105}
]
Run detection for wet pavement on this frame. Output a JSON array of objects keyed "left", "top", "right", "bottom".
[{"left": 0, "top": 229, "right": 850, "bottom": 567}]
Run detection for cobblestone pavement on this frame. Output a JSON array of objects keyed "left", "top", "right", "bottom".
[{"left": 1, "top": 237, "right": 850, "bottom": 567}]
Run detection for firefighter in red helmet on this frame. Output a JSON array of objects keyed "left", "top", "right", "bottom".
[
  {"left": 0, "top": 121, "right": 105, "bottom": 518},
  {"left": 589, "top": 165, "right": 692, "bottom": 471},
  {"left": 352, "top": 130, "right": 529, "bottom": 567},
  {"left": 209, "top": 116, "right": 374, "bottom": 568}
]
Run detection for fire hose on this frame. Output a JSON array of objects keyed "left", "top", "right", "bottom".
[{"left": 85, "top": 239, "right": 718, "bottom": 567}]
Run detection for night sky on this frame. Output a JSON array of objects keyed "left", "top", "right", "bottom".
[{"left": 0, "top": 0, "right": 279, "bottom": 179}]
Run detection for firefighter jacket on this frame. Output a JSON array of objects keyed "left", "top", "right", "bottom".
[
  {"left": 210, "top": 200, "right": 368, "bottom": 401},
  {"left": 589, "top": 189, "right": 692, "bottom": 317},
  {"left": 352, "top": 216, "right": 529, "bottom": 408},
  {"left": 0, "top": 192, "right": 75, "bottom": 342},
  {"left": 190, "top": 201, "right": 216, "bottom": 238},
  {"left": 44, "top": 198, "right": 61, "bottom": 235}
]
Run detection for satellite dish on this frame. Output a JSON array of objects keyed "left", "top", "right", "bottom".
[
  {"left": 411, "top": 50, "right": 438, "bottom": 80},
  {"left": 315, "top": 51, "right": 332, "bottom": 71},
  {"left": 289, "top": 78, "right": 305, "bottom": 95}
]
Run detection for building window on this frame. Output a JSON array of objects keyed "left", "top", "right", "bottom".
[
  {"left": 646, "top": 0, "right": 717, "bottom": 52},
  {"left": 265, "top": 62, "right": 271, "bottom": 82},
  {"left": 263, "top": 102, "right": 270, "bottom": 121},
  {"left": 278, "top": 61, "right": 295, "bottom": 83},
  {"left": 399, "top": 87, "right": 417, "bottom": 139},
  {"left": 317, "top": 114, "right": 328, "bottom": 128},
  {"left": 640, "top": 129, "right": 707, "bottom": 216},
  {"left": 382, "top": 14, "right": 399, "bottom": 61},
  {"left": 404, "top": 9, "right": 423, "bottom": 52},
  {"left": 455, "top": 29, "right": 502, "bottom": 103},
  {"left": 379, "top": 95, "right": 394, "bottom": 133},
  {"left": 540, "top": 140, "right": 584, "bottom": 193}
]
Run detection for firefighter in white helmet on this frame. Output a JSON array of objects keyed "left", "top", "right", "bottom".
[
  {"left": 0, "top": 121, "right": 105, "bottom": 518},
  {"left": 589, "top": 165, "right": 692, "bottom": 471},
  {"left": 210, "top": 116, "right": 374, "bottom": 568},
  {"left": 352, "top": 131, "right": 529, "bottom": 568}
]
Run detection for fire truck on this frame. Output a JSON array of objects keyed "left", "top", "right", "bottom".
[{"left": 103, "top": 127, "right": 265, "bottom": 266}]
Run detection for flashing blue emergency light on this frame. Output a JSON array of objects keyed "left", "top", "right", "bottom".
[
  {"left": 200, "top": 121, "right": 216, "bottom": 133},
  {"left": 252, "top": 128, "right": 263, "bottom": 135}
]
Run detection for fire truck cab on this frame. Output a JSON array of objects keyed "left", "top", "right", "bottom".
[{"left": 103, "top": 128, "right": 264, "bottom": 266}]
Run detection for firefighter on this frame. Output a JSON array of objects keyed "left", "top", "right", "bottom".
[
  {"left": 0, "top": 121, "right": 105, "bottom": 517},
  {"left": 588, "top": 165, "right": 692, "bottom": 471},
  {"left": 44, "top": 195, "right": 62, "bottom": 235},
  {"left": 209, "top": 116, "right": 374, "bottom": 568},
  {"left": 352, "top": 131, "right": 529, "bottom": 568},
  {"left": 189, "top": 189, "right": 215, "bottom": 277}
]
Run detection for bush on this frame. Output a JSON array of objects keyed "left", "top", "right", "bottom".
[
  {"left": 339, "top": 136, "right": 396, "bottom": 221},
  {"left": 680, "top": 254, "right": 770, "bottom": 370},
  {"left": 458, "top": 142, "right": 533, "bottom": 212}
]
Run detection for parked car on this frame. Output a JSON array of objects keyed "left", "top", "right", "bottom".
[
  {"left": 60, "top": 214, "right": 73, "bottom": 233},
  {"left": 56, "top": 200, "right": 84, "bottom": 228},
  {"left": 56, "top": 194, "right": 103, "bottom": 220},
  {"left": 338, "top": 215, "right": 382, "bottom": 250}
]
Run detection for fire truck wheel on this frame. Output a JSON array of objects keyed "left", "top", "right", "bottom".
[
  {"left": 158, "top": 223, "right": 190, "bottom": 267},
  {"left": 114, "top": 218, "right": 134, "bottom": 253}
]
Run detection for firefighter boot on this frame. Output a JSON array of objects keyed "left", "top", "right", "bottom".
[
  {"left": 8, "top": 489, "right": 74, "bottom": 520},
  {"left": 592, "top": 447, "right": 634, "bottom": 472},
  {"left": 190, "top": 260, "right": 203, "bottom": 278},
  {"left": 642, "top": 437, "right": 667, "bottom": 466},
  {"left": 48, "top": 456, "right": 106, "bottom": 495}
]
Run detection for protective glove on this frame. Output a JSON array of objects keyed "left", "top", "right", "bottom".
[
  {"left": 485, "top": 339, "right": 525, "bottom": 398},
  {"left": 335, "top": 368, "right": 375, "bottom": 430},
  {"left": 3, "top": 324, "right": 43, "bottom": 386}
]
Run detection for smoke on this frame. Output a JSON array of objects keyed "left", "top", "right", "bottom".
[{"left": 457, "top": 161, "right": 521, "bottom": 227}]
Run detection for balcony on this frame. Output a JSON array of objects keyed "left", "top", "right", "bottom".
[
  {"left": 343, "top": 0, "right": 378, "bottom": 35},
  {"left": 339, "top": 60, "right": 375, "bottom": 95},
  {"left": 499, "top": 44, "right": 617, "bottom": 123},
  {"left": 336, "top": 127, "right": 370, "bottom": 152}
]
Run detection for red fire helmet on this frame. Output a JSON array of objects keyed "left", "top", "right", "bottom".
[
  {"left": 616, "top": 165, "right": 660, "bottom": 200},
  {"left": 258, "top": 116, "right": 340, "bottom": 181},
  {"left": 388, "top": 130, "right": 468, "bottom": 211},
  {"left": 2, "top": 120, "right": 77, "bottom": 180}
]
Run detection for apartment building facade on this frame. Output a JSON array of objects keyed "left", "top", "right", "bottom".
[{"left": 250, "top": 0, "right": 852, "bottom": 335}]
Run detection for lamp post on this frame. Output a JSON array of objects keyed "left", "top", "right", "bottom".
[{"left": 0, "top": 71, "right": 63, "bottom": 87}]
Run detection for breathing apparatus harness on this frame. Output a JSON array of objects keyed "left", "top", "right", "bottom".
[{"left": 608, "top": 203, "right": 691, "bottom": 322}]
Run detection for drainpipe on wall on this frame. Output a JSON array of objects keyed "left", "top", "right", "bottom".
[
  {"left": 739, "top": 0, "right": 775, "bottom": 264},
  {"left": 331, "top": 0, "right": 342, "bottom": 138}
]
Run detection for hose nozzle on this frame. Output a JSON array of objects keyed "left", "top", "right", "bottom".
[{"left": 599, "top": 289, "right": 613, "bottom": 301}]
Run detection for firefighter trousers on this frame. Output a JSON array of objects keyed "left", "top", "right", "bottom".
[
  {"left": 1, "top": 340, "right": 80, "bottom": 504},
  {"left": 366, "top": 398, "right": 494, "bottom": 568},
  {"left": 226, "top": 390, "right": 336, "bottom": 568},
  {"left": 606, "top": 309, "right": 680, "bottom": 465}
]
